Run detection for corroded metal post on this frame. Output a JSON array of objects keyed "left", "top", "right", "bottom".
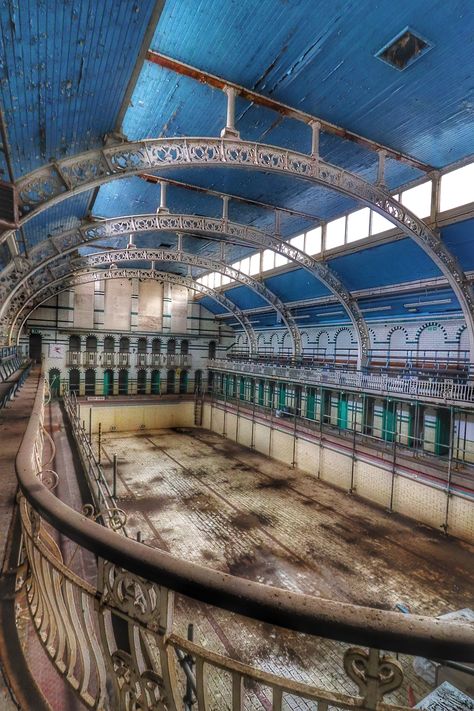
[
  {"left": 98, "top": 422, "right": 102, "bottom": 465},
  {"left": 113, "top": 453, "right": 117, "bottom": 500}
]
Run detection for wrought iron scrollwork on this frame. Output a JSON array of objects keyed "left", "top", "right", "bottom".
[
  {"left": 79, "top": 248, "right": 302, "bottom": 355},
  {"left": 2, "top": 136, "right": 471, "bottom": 357},
  {"left": 344, "top": 647, "right": 404, "bottom": 707},
  {"left": 0, "top": 212, "right": 369, "bottom": 364}
]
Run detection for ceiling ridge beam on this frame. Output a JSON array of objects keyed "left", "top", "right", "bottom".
[
  {"left": 146, "top": 50, "right": 433, "bottom": 173},
  {"left": 115, "top": 1, "right": 167, "bottom": 132}
]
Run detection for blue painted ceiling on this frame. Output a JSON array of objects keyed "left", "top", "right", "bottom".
[
  {"left": 0, "top": 0, "right": 473, "bottom": 328},
  {"left": 0, "top": 0, "right": 158, "bottom": 178}
]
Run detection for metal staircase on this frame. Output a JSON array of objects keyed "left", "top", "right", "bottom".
[{"left": 194, "top": 390, "right": 203, "bottom": 426}]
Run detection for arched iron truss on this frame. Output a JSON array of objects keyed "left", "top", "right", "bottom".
[
  {"left": 0, "top": 213, "right": 370, "bottom": 366},
  {"left": 84, "top": 248, "right": 301, "bottom": 354},
  {"left": 12, "top": 269, "right": 258, "bottom": 353},
  {"left": 11, "top": 249, "right": 301, "bottom": 354},
  {"left": 3, "top": 137, "right": 473, "bottom": 358}
]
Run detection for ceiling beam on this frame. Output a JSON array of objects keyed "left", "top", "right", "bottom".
[
  {"left": 115, "top": 1, "right": 167, "bottom": 131},
  {"left": 146, "top": 50, "right": 433, "bottom": 174}
]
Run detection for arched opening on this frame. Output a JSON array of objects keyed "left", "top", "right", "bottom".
[
  {"left": 334, "top": 329, "right": 354, "bottom": 366},
  {"left": 179, "top": 370, "right": 188, "bottom": 394},
  {"left": 119, "top": 337, "right": 130, "bottom": 353},
  {"left": 458, "top": 327, "right": 469, "bottom": 373},
  {"left": 281, "top": 332, "right": 292, "bottom": 359},
  {"left": 104, "top": 336, "right": 115, "bottom": 352},
  {"left": 194, "top": 369, "right": 202, "bottom": 392},
  {"left": 85, "top": 368, "right": 96, "bottom": 396},
  {"left": 207, "top": 371, "right": 214, "bottom": 393},
  {"left": 69, "top": 334, "right": 81, "bottom": 351},
  {"left": 151, "top": 370, "right": 161, "bottom": 395},
  {"left": 68, "top": 368, "right": 80, "bottom": 394},
  {"left": 29, "top": 333, "right": 42, "bottom": 362},
  {"left": 86, "top": 335, "right": 97, "bottom": 352},
  {"left": 49, "top": 368, "right": 61, "bottom": 398},
  {"left": 388, "top": 328, "right": 408, "bottom": 369},
  {"left": 417, "top": 324, "right": 446, "bottom": 371},
  {"left": 270, "top": 334, "right": 279, "bottom": 356},
  {"left": 118, "top": 369, "right": 128, "bottom": 395},
  {"left": 152, "top": 338, "right": 161, "bottom": 354},
  {"left": 167, "top": 339, "right": 176, "bottom": 355},
  {"left": 208, "top": 340, "right": 216, "bottom": 359},
  {"left": 103, "top": 369, "right": 113, "bottom": 396},
  {"left": 181, "top": 339, "right": 189, "bottom": 355},
  {"left": 137, "top": 369, "right": 147, "bottom": 394},
  {"left": 316, "top": 332, "right": 329, "bottom": 363},
  {"left": 166, "top": 369, "right": 175, "bottom": 394},
  {"left": 137, "top": 338, "right": 147, "bottom": 354}
]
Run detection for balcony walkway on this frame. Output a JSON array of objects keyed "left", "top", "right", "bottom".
[
  {"left": 0, "top": 373, "right": 87, "bottom": 711},
  {"left": 98, "top": 426, "right": 474, "bottom": 707}
]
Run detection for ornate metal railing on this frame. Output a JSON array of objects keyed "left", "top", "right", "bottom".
[
  {"left": 208, "top": 359, "right": 474, "bottom": 406},
  {"left": 66, "top": 351, "right": 193, "bottom": 369},
  {"left": 0, "top": 359, "right": 31, "bottom": 408},
  {"left": 15, "top": 375, "right": 474, "bottom": 710}
]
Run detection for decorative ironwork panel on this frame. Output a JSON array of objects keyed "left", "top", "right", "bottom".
[{"left": 5, "top": 137, "right": 471, "bottom": 358}]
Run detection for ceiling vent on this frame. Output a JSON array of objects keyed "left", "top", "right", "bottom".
[{"left": 376, "top": 28, "right": 432, "bottom": 70}]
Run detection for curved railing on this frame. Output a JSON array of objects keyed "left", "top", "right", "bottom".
[{"left": 15, "top": 376, "right": 474, "bottom": 710}]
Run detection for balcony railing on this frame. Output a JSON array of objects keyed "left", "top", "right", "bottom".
[
  {"left": 14, "top": 374, "right": 474, "bottom": 710},
  {"left": 102, "top": 351, "right": 115, "bottom": 367},
  {"left": 117, "top": 351, "right": 130, "bottom": 367},
  {"left": 208, "top": 359, "right": 474, "bottom": 406},
  {"left": 66, "top": 350, "right": 82, "bottom": 366},
  {"left": 65, "top": 351, "right": 192, "bottom": 368},
  {"left": 228, "top": 347, "right": 471, "bottom": 379},
  {"left": 83, "top": 350, "right": 99, "bottom": 367},
  {"left": 137, "top": 352, "right": 147, "bottom": 366}
]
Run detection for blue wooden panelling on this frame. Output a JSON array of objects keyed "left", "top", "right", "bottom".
[
  {"left": 23, "top": 191, "right": 94, "bottom": 249},
  {"left": 329, "top": 239, "right": 442, "bottom": 290},
  {"left": 264, "top": 269, "right": 331, "bottom": 301},
  {"left": 0, "top": 0, "right": 157, "bottom": 177},
  {"left": 151, "top": 0, "right": 474, "bottom": 167},
  {"left": 441, "top": 218, "right": 474, "bottom": 272}
]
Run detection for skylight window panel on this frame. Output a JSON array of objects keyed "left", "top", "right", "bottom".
[
  {"left": 289, "top": 233, "right": 305, "bottom": 250},
  {"left": 221, "top": 273, "right": 231, "bottom": 286},
  {"left": 401, "top": 181, "right": 431, "bottom": 218},
  {"left": 207, "top": 272, "right": 216, "bottom": 289},
  {"left": 262, "top": 249, "right": 275, "bottom": 271},
  {"left": 240, "top": 257, "right": 250, "bottom": 275},
  {"left": 346, "top": 208, "right": 370, "bottom": 242},
  {"left": 440, "top": 163, "right": 474, "bottom": 211},
  {"left": 214, "top": 272, "right": 222, "bottom": 287},
  {"left": 371, "top": 210, "right": 394, "bottom": 235},
  {"left": 249, "top": 253, "right": 260, "bottom": 275},
  {"left": 231, "top": 260, "right": 241, "bottom": 272},
  {"left": 274, "top": 252, "right": 289, "bottom": 267},
  {"left": 305, "top": 226, "right": 321, "bottom": 255},
  {"left": 325, "top": 216, "right": 346, "bottom": 250}
]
